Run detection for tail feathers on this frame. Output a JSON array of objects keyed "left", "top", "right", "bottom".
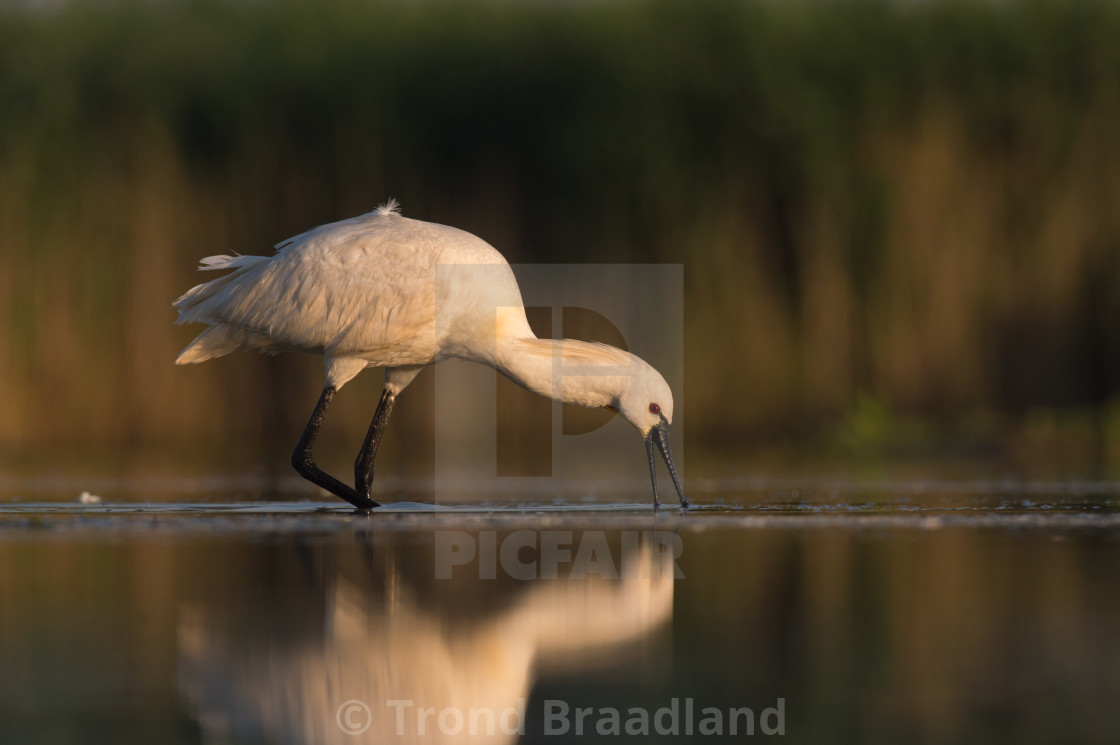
[
  {"left": 197, "top": 254, "right": 268, "bottom": 272},
  {"left": 176, "top": 324, "right": 269, "bottom": 365},
  {"left": 175, "top": 254, "right": 274, "bottom": 365},
  {"left": 173, "top": 253, "right": 269, "bottom": 321}
]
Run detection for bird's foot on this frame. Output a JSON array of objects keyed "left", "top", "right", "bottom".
[{"left": 344, "top": 489, "right": 380, "bottom": 511}]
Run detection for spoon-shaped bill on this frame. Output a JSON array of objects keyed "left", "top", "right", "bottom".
[{"left": 645, "top": 419, "right": 689, "bottom": 509}]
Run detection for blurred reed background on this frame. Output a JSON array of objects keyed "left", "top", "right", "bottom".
[{"left": 2, "top": 0, "right": 1120, "bottom": 483}]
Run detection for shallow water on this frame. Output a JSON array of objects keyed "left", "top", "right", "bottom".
[{"left": 2, "top": 485, "right": 1120, "bottom": 744}]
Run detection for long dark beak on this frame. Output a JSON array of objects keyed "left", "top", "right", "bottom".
[{"left": 645, "top": 415, "right": 689, "bottom": 509}]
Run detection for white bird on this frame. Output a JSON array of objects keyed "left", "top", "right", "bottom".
[{"left": 174, "top": 200, "right": 687, "bottom": 511}]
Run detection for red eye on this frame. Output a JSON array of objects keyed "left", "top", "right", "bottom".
[{"left": 649, "top": 403, "right": 661, "bottom": 415}]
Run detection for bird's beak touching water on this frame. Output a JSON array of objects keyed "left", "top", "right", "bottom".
[{"left": 645, "top": 415, "right": 689, "bottom": 509}]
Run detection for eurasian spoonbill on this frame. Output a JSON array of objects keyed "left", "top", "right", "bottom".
[{"left": 174, "top": 201, "right": 687, "bottom": 511}]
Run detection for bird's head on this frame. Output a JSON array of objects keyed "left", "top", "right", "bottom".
[
  {"left": 614, "top": 360, "right": 689, "bottom": 509},
  {"left": 615, "top": 362, "right": 675, "bottom": 435}
]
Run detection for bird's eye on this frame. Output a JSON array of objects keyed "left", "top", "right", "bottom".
[{"left": 649, "top": 403, "right": 661, "bottom": 415}]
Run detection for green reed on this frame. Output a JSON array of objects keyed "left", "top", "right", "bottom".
[{"left": 2, "top": 0, "right": 1119, "bottom": 471}]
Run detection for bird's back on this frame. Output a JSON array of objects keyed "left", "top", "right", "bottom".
[{"left": 174, "top": 202, "right": 521, "bottom": 369}]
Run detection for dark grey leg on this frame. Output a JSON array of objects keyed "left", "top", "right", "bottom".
[
  {"left": 355, "top": 387, "right": 397, "bottom": 499},
  {"left": 291, "top": 386, "right": 379, "bottom": 510}
]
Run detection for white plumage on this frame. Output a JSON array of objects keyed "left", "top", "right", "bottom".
[{"left": 174, "top": 201, "right": 687, "bottom": 510}]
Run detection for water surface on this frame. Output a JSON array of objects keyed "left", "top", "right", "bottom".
[{"left": 2, "top": 483, "right": 1119, "bottom": 744}]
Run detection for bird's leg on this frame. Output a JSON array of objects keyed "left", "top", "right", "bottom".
[
  {"left": 292, "top": 386, "right": 379, "bottom": 510},
  {"left": 354, "top": 387, "right": 397, "bottom": 499}
]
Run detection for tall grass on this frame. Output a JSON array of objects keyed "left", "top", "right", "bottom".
[{"left": 2, "top": 0, "right": 1120, "bottom": 471}]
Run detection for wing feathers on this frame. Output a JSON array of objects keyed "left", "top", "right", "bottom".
[{"left": 173, "top": 204, "right": 502, "bottom": 367}]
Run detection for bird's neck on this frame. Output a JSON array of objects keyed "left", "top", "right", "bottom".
[{"left": 495, "top": 336, "right": 635, "bottom": 410}]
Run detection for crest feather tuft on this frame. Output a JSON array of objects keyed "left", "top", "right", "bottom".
[{"left": 374, "top": 198, "right": 402, "bottom": 217}]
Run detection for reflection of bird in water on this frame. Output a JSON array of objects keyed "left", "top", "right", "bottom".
[
  {"left": 174, "top": 201, "right": 687, "bottom": 510},
  {"left": 178, "top": 536, "right": 675, "bottom": 744}
]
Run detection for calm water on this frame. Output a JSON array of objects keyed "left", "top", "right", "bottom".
[{"left": 2, "top": 483, "right": 1120, "bottom": 744}]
